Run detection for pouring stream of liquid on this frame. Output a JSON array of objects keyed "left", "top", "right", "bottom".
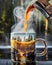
[{"left": 24, "top": 4, "right": 36, "bottom": 32}]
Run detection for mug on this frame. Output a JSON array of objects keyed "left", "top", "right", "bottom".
[{"left": 10, "top": 32, "right": 48, "bottom": 65}]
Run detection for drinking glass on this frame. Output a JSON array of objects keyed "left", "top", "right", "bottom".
[{"left": 10, "top": 32, "right": 48, "bottom": 65}]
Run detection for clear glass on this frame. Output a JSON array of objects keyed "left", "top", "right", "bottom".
[{"left": 10, "top": 32, "right": 48, "bottom": 65}]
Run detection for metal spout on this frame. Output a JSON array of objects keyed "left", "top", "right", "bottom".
[{"left": 33, "top": 0, "right": 52, "bottom": 19}]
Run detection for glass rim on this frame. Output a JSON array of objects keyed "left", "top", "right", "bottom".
[{"left": 11, "top": 32, "right": 36, "bottom": 35}]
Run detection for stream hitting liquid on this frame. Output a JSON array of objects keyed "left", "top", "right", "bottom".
[{"left": 23, "top": 3, "right": 48, "bottom": 62}]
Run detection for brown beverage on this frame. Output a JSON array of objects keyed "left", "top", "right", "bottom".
[{"left": 24, "top": 4, "right": 36, "bottom": 32}]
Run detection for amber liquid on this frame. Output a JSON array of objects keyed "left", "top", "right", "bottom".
[
  {"left": 24, "top": 4, "right": 36, "bottom": 32},
  {"left": 11, "top": 40, "right": 35, "bottom": 55},
  {"left": 11, "top": 40, "right": 35, "bottom": 65}
]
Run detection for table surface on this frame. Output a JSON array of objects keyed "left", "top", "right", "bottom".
[{"left": 0, "top": 59, "right": 52, "bottom": 65}]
